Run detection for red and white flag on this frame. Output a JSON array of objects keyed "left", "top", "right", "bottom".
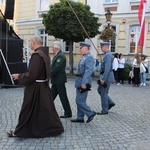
[{"left": 138, "top": 0, "right": 146, "bottom": 47}]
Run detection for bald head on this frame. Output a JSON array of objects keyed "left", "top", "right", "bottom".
[
  {"left": 31, "top": 35, "right": 43, "bottom": 45},
  {"left": 30, "top": 35, "right": 43, "bottom": 50}
]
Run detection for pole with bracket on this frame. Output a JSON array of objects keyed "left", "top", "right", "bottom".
[{"left": 0, "top": 49, "right": 14, "bottom": 85}]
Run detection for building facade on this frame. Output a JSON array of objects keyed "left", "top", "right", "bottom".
[
  {"left": 88, "top": 0, "right": 150, "bottom": 61},
  {"left": 1, "top": 0, "right": 150, "bottom": 64}
]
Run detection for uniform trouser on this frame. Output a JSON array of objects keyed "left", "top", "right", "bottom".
[
  {"left": 75, "top": 89, "right": 94, "bottom": 120},
  {"left": 97, "top": 83, "right": 115, "bottom": 113},
  {"left": 51, "top": 83, "right": 72, "bottom": 115}
]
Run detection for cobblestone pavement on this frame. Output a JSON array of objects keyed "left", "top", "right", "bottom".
[{"left": 0, "top": 78, "right": 150, "bottom": 150}]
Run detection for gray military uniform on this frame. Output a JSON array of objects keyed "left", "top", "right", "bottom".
[
  {"left": 75, "top": 52, "right": 94, "bottom": 120},
  {"left": 97, "top": 50, "right": 115, "bottom": 113}
]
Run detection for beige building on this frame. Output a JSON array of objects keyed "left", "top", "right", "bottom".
[
  {"left": 1, "top": 0, "right": 150, "bottom": 65},
  {"left": 88, "top": 0, "right": 150, "bottom": 61}
]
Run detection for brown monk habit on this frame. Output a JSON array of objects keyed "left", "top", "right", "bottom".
[{"left": 14, "top": 47, "right": 64, "bottom": 138}]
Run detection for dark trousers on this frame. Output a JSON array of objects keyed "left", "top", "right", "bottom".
[
  {"left": 118, "top": 68, "right": 124, "bottom": 84},
  {"left": 133, "top": 68, "right": 140, "bottom": 85},
  {"left": 51, "top": 83, "right": 72, "bottom": 115},
  {"left": 113, "top": 69, "right": 119, "bottom": 83},
  {"left": 128, "top": 77, "right": 134, "bottom": 84}
]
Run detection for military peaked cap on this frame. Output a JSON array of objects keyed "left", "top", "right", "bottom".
[
  {"left": 100, "top": 41, "right": 110, "bottom": 46},
  {"left": 80, "top": 42, "right": 91, "bottom": 48}
]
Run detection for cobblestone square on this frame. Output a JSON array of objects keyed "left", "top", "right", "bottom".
[{"left": 0, "top": 78, "right": 150, "bottom": 150}]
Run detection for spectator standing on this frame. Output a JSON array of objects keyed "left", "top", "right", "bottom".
[
  {"left": 112, "top": 53, "right": 119, "bottom": 85},
  {"left": 133, "top": 53, "right": 141, "bottom": 87},
  {"left": 140, "top": 55, "right": 148, "bottom": 86},
  {"left": 51, "top": 41, "right": 72, "bottom": 118},
  {"left": 118, "top": 53, "right": 125, "bottom": 84}
]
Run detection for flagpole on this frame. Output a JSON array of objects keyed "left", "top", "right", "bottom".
[{"left": 138, "top": 0, "right": 146, "bottom": 51}]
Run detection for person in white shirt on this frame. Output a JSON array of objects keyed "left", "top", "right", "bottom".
[
  {"left": 112, "top": 53, "right": 119, "bottom": 85},
  {"left": 118, "top": 53, "right": 125, "bottom": 84}
]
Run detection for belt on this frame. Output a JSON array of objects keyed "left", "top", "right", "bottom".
[
  {"left": 36, "top": 79, "right": 47, "bottom": 83},
  {"left": 76, "top": 74, "right": 83, "bottom": 77}
]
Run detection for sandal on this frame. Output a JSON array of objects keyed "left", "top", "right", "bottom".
[{"left": 6, "top": 130, "right": 16, "bottom": 137}]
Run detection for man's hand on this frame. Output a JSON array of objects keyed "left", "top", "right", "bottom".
[
  {"left": 100, "top": 80, "right": 104, "bottom": 85},
  {"left": 81, "top": 84, "right": 87, "bottom": 89},
  {"left": 11, "top": 74, "right": 19, "bottom": 80}
]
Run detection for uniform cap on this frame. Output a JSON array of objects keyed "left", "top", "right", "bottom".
[
  {"left": 100, "top": 41, "right": 110, "bottom": 46},
  {"left": 80, "top": 42, "right": 91, "bottom": 48}
]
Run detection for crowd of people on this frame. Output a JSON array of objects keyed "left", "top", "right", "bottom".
[
  {"left": 112, "top": 52, "right": 149, "bottom": 87},
  {"left": 132, "top": 53, "right": 149, "bottom": 87},
  {"left": 112, "top": 53, "right": 125, "bottom": 85},
  {"left": 6, "top": 35, "right": 149, "bottom": 138}
]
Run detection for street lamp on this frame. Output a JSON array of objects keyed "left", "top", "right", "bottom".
[
  {"left": 105, "top": 8, "right": 113, "bottom": 49},
  {"left": 85, "top": 0, "right": 87, "bottom": 4},
  {"left": 105, "top": 8, "right": 112, "bottom": 28}
]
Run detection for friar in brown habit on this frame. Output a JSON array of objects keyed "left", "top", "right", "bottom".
[{"left": 7, "top": 36, "right": 64, "bottom": 138}]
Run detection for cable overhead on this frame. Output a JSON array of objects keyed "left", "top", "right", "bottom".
[{"left": 66, "top": 0, "right": 101, "bottom": 56}]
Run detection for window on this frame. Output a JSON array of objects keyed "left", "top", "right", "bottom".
[
  {"left": 61, "top": 40, "right": 75, "bottom": 53},
  {"left": 105, "top": 0, "right": 118, "bottom": 3},
  {"left": 129, "top": 26, "right": 141, "bottom": 53},
  {"left": 37, "top": 0, "right": 50, "bottom": 18},
  {"left": 0, "top": 0, "right": 4, "bottom": 4},
  {"left": 39, "top": 0, "right": 49, "bottom": 11},
  {"left": 38, "top": 29, "right": 48, "bottom": 46}
]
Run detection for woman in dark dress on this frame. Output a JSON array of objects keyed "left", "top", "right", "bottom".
[
  {"left": 132, "top": 53, "right": 141, "bottom": 87},
  {"left": 7, "top": 36, "right": 64, "bottom": 138}
]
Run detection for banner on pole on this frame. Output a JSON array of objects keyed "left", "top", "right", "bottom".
[{"left": 138, "top": 0, "right": 146, "bottom": 47}]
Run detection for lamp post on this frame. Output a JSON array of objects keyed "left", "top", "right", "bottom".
[
  {"left": 105, "top": 8, "right": 112, "bottom": 28},
  {"left": 85, "top": 0, "right": 87, "bottom": 5},
  {"left": 105, "top": 8, "right": 112, "bottom": 49}
]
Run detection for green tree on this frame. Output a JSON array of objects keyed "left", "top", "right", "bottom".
[{"left": 42, "top": 0, "right": 101, "bottom": 74}]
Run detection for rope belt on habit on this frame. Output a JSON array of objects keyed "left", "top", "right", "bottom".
[{"left": 36, "top": 79, "right": 47, "bottom": 83}]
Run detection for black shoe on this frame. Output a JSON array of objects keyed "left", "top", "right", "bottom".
[
  {"left": 97, "top": 112, "right": 108, "bottom": 115},
  {"left": 86, "top": 111, "right": 96, "bottom": 123},
  {"left": 71, "top": 119, "right": 84, "bottom": 123},
  {"left": 108, "top": 104, "right": 115, "bottom": 110},
  {"left": 60, "top": 115, "right": 72, "bottom": 118}
]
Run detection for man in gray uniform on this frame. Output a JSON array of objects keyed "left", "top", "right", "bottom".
[
  {"left": 71, "top": 42, "right": 96, "bottom": 123},
  {"left": 97, "top": 41, "right": 115, "bottom": 115}
]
